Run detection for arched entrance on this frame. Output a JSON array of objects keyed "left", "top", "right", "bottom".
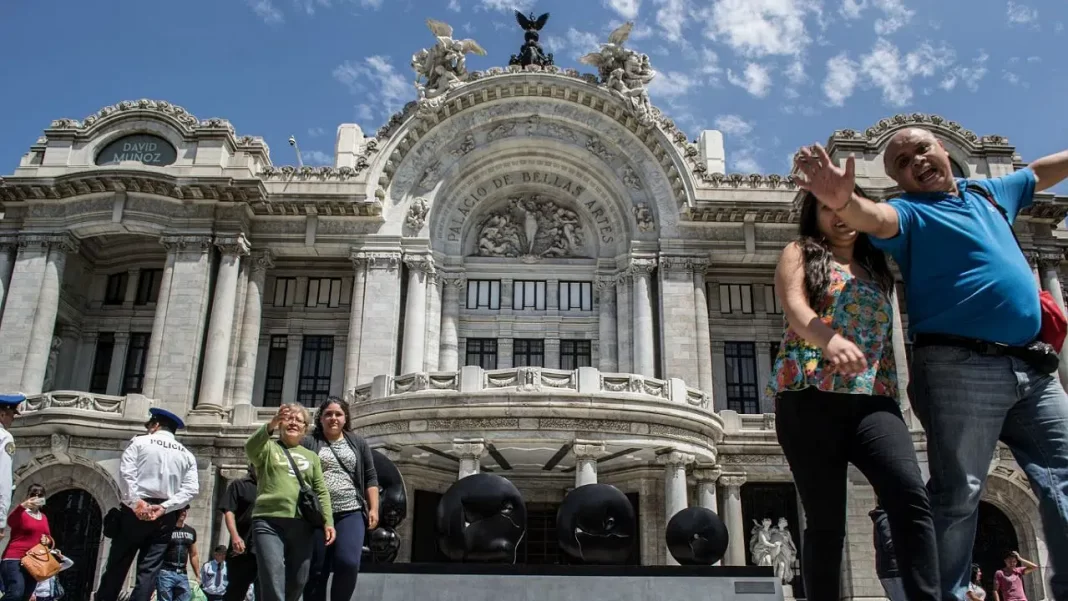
[
  {"left": 973, "top": 501, "right": 1019, "bottom": 594},
  {"left": 43, "top": 489, "right": 103, "bottom": 601}
]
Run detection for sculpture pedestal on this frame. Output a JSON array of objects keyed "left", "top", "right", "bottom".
[{"left": 357, "top": 564, "right": 782, "bottom": 601}]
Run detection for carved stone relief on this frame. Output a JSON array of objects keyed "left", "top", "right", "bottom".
[
  {"left": 476, "top": 194, "right": 587, "bottom": 260},
  {"left": 406, "top": 198, "right": 430, "bottom": 232},
  {"left": 633, "top": 202, "right": 655, "bottom": 232}
]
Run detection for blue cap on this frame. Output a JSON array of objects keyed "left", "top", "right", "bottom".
[
  {"left": 0, "top": 393, "right": 26, "bottom": 409},
  {"left": 148, "top": 407, "right": 186, "bottom": 430}
]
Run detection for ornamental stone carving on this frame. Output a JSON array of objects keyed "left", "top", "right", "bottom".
[
  {"left": 253, "top": 249, "right": 275, "bottom": 272},
  {"left": 750, "top": 517, "right": 798, "bottom": 584},
  {"left": 622, "top": 165, "right": 643, "bottom": 190},
  {"left": 579, "top": 22, "right": 657, "bottom": 127},
  {"left": 452, "top": 439, "right": 487, "bottom": 459},
  {"left": 627, "top": 257, "right": 657, "bottom": 276},
  {"left": 214, "top": 234, "right": 251, "bottom": 256},
  {"left": 353, "top": 251, "right": 402, "bottom": 271},
  {"left": 656, "top": 450, "right": 695, "bottom": 467},
  {"left": 450, "top": 134, "right": 476, "bottom": 157},
  {"left": 403, "top": 254, "right": 435, "bottom": 275},
  {"left": 595, "top": 275, "right": 616, "bottom": 292},
  {"left": 633, "top": 202, "right": 655, "bottom": 232},
  {"left": 719, "top": 474, "right": 747, "bottom": 488},
  {"left": 160, "top": 235, "right": 213, "bottom": 253},
  {"left": 476, "top": 195, "right": 586, "bottom": 260},
  {"left": 411, "top": 19, "right": 486, "bottom": 112},
  {"left": 18, "top": 234, "right": 79, "bottom": 254},
  {"left": 406, "top": 198, "right": 430, "bottom": 231},
  {"left": 440, "top": 272, "right": 467, "bottom": 289}
]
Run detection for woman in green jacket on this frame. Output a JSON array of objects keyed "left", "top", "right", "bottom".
[{"left": 245, "top": 404, "right": 335, "bottom": 601}]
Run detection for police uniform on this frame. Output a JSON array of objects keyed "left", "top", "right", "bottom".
[
  {"left": 0, "top": 393, "right": 25, "bottom": 535},
  {"left": 95, "top": 408, "right": 200, "bottom": 601}
]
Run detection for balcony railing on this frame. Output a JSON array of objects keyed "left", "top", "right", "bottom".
[{"left": 19, "top": 390, "right": 154, "bottom": 420}]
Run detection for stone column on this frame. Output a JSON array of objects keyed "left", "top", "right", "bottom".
[
  {"left": 890, "top": 285, "right": 912, "bottom": 410},
  {"left": 1038, "top": 254, "right": 1068, "bottom": 384},
  {"left": 197, "top": 234, "right": 250, "bottom": 412},
  {"left": 720, "top": 474, "right": 747, "bottom": 566},
  {"left": 401, "top": 254, "right": 434, "bottom": 375},
  {"left": 355, "top": 252, "right": 403, "bottom": 380},
  {"left": 693, "top": 262, "right": 714, "bottom": 395},
  {"left": 694, "top": 465, "right": 722, "bottom": 565},
  {"left": 630, "top": 258, "right": 657, "bottom": 378},
  {"left": 0, "top": 237, "right": 18, "bottom": 322},
  {"left": 106, "top": 332, "right": 130, "bottom": 396},
  {"left": 142, "top": 248, "right": 176, "bottom": 395},
  {"left": 596, "top": 277, "right": 618, "bottom": 372},
  {"left": 424, "top": 272, "right": 442, "bottom": 372},
  {"left": 453, "top": 439, "right": 486, "bottom": 480},
  {"left": 615, "top": 272, "right": 633, "bottom": 373},
  {"left": 233, "top": 250, "right": 273, "bottom": 424},
  {"left": 572, "top": 441, "right": 606, "bottom": 488},
  {"left": 658, "top": 450, "right": 694, "bottom": 565},
  {"left": 20, "top": 235, "right": 77, "bottom": 394},
  {"left": 344, "top": 251, "right": 369, "bottom": 391},
  {"left": 1027, "top": 252, "right": 1041, "bottom": 286},
  {"left": 282, "top": 334, "right": 302, "bottom": 402},
  {"left": 439, "top": 273, "right": 465, "bottom": 372}
]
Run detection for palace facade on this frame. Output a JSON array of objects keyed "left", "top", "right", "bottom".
[{"left": 2, "top": 62, "right": 1067, "bottom": 600}]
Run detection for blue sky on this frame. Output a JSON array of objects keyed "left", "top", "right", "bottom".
[{"left": 1, "top": 0, "right": 1065, "bottom": 191}]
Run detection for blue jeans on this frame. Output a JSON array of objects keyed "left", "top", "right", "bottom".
[
  {"left": 304, "top": 511, "right": 367, "bottom": 601},
  {"left": 911, "top": 345, "right": 1068, "bottom": 601},
  {"left": 157, "top": 568, "right": 192, "bottom": 601},
  {"left": 0, "top": 559, "right": 33, "bottom": 601}
]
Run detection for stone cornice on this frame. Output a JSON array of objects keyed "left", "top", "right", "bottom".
[
  {"left": 248, "top": 197, "right": 381, "bottom": 217},
  {"left": 681, "top": 204, "right": 796, "bottom": 224},
  {"left": 0, "top": 171, "right": 267, "bottom": 204},
  {"left": 827, "top": 113, "right": 1016, "bottom": 155},
  {"left": 19, "top": 233, "right": 79, "bottom": 253}
]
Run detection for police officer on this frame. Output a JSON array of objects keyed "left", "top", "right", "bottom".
[
  {"left": 0, "top": 392, "right": 25, "bottom": 540},
  {"left": 95, "top": 407, "right": 200, "bottom": 601}
]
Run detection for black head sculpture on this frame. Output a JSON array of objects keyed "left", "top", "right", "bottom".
[
  {"left": 665, "top": 506, "right": 729, "bottom": 565},
  {"left": 437, "top": 473, "right": 526, "bottom": 563},
  {"left": 362, "top": 526, "right": 401, "bottom": 564},
  {"left": 557, "top": 484, "right": 636, "bottom": 564},
  {"left": 371, "top": 449, "right": 408, "bottom": 529}
]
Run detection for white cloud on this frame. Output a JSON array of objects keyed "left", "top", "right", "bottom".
[
  {"left": 823, "top": 52, "right": 859, "bottom": 106},
  {"left": 333, "top": 56, "right": 411, "bottom": 125},
  {"left": 714, "top": 114, "right": 753, "bottom": 136},
  {"left": 903, "top": 42, "right": 955, "bottom": 77},
  {"left": 702, "top": 0, "right": 811, "bottom": 58},
  {"left": 246, "top": 0, "right": 284, "bottom": 23},
  {"left": 448, "top": 0, "right": 461, "bottom": 11},
  {"left": 1027, "top": 56, "right": 1041, "bottom": 63},
  {"left": 477, "top": 0, "right": 536, "bottom": 12},
  {"left": 785, "top": 60, "right": 806, "bottom": 84},
  {"left": 653, "top": 0, "right": 689, "bottom": 42},
  {"left": 872, "top": 0, "right": 914, "bottom": 35},
  {"left": 940, "top": 50, "right": 988, "bottom": 92},
  {"left": 697, "top": 47, "right": 723, "bottom": 83},
  {"left": 293, "top": 0, "right": 329, "bottom": 15},
  {"left": 1002, "top": 70, "right": 1029, "bottom": 88},
  {"left": 604, "top": 0, "right": 641, "bottom": 19},
  {"left": 727, "top": 62, "right": 772, "bottom": 97},
  {"left": 647, "top": 71, "right": 698, "bottom": 98},
  {"left": 856, "top": 38, "right": 957, "bottom": 107},
  {"left": 355, "top": 104, "right": 375, "bottom": 122},
  {"left": 307, "top": 127, "right": 326, "bottom": 137},
  {"left": 734, "top": 153, "right": 763, "bottom": 173},
  {"left": 1006, "top": 1, "right": 1038, "bottom": 25},
  {"left": 840, "top": 0, "right": 864, "bottom": 20},
  {"left": 301, "top": 150, "right": 333, "bottom": 166},
  {"left": 545, "top": 28, "right": 601, "bottom": 61}
]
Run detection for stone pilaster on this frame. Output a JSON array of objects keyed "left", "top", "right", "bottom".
[
  {"left": 710, "top": 340, "right": 728, "bottom": 412},
  {"left": 142, "top": 235, "right": 214, "bottom": 416},
  {"left": 693, "top": 465, "right": 722, "bottom": 565},
  {"left": 544, "top": 339, "right": 560, "bottom": 370},
  {"left": 0, "top": 234, "right": 78, "bottom": 393},
  {"left": 282, "top": 333, "right": 302, "bottom": 402},
  {"left": 0, "top": 237, "right": 17, "bottom": 323},
  {"left": 719, "top": 473, "right": 747, "bottom": 566},
  {"left": 424, "top": 271, "right": 442, "bottom": 372},
  {"left": 453, "top": 438, "right": 486, "bottom": 479},
  {"left": 344, "top": 250, "right": 369, "bottom": 391},
  {"left": 615, "top": 271, "right": 633, "bottom": 373},
  {"left": 692, "top": 260, "right": 714, "bottom": 395},
  {"left": 232, "top": 250, "right": 273, "bottom": 425},
  {"left": 355, "top": 251, "right": 403, "bottom": 381},
  {"left": 572, "top": 441, "right": 606, "bottom": 488},
  {"left": 630, "top": 257, "right": 657, "bottom": 378},
  {"left": 596, "top": 276, "right": 618, "bottom": 372},
  {"left": 659, "top": 257, "right": 699, "bottom": 387},
  {"left": 657, "top": 450, "right": 694, "bottom": 565},
  {"left": 438, "top": 273, "right": 465, "bottom": 372},
  {"left": 197, "top": 234, "right": 251, "bottom": 413},
  {"left": 106, "top": 332, "right": 130, "bottom": 396},
  {"left": 401, "top": 254, "right": 434, "bottom": 375}
]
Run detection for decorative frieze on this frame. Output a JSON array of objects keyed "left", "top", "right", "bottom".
[
  {"left": 353, "top": 251, "right": 402, "bottom": 271},
  {"left": 18, "top": 233, "right": 79, "bottom": 254},
  {"left": 160, "top": 234, "right": 213, "bottom": 253}
]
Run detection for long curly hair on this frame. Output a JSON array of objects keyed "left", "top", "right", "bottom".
[{"left": 796, "top": 190, "right": 895, "bottom": 308}]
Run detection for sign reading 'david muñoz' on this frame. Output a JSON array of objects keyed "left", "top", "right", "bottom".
[{"left": 95, "top": 134, "right": 177, "bottom": 167}]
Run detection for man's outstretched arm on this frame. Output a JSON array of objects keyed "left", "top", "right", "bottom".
[
  {"left": 794, "top": 144, "right": 900, "bottom": 240},
  {"left": 1031, "top": 149, "right": 1068, "bottom": 192}
]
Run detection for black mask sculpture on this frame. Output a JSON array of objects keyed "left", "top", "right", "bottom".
[
  {"left": 557, "top": 484, "right": 636, "bottom": 564},
  {"left": 361, "top": 449, "right": 407, "bottom": 565},
  {"left": 437, "top": 473, "right": 526, "bottom": 563},
  {"left": 364, "top": 526, "right": 400, "bottom": 563},
  {"left": 665, "top": 506, "right": 729, "bottom": 565}
]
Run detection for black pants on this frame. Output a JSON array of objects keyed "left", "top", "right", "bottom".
[
  {"left": 775, "top": 388, "right": 939, "bottom": 601},
  {"left": 95, "top": 504, "right": 179, "bottom": 601},
  {"left": 224, "top": 551, "right": 260, "bottom": 601}
]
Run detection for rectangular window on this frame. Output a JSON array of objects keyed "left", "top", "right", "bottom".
[
  {"left": 513, "top": 339, "right": 544, "bottom": 368},
  {"left": 122, "top": 333, "right": 150, "bottom": 394},
  {"left": 134, "top": 269, "right": 163, "bottom": 305},
  {"left": 273, "top": 277, "right": 297, "bottom": 307},
  {"left": 516, "top": 504, "right": 562, "bottom": 565},
  {"left": 719, "top": 284, "right": 753, "bottom": 314},
  {"left": 89, "top": 333, "right": 116, "bottom": 394},
  {"left": 104, "top": 273, "right": 128, "bottom": 305},
  {"left": 306, "top": 278, "right": 343, "bottom": 308},
  {"left": 297, "top": 335, "right": 333, "bottom": 406},
  {"left": 512, "top": 280, "right": 546, "bottom": 311},
  {"left": 560, "top": 340, "right": 592, "bottom": 371},
  {"left": 559, "top": 281, "right": 593, "bottom": 311},
  {"left": 724, "top": 341, "right": 759, "bottom": 414},
  {"left": 262, "top": 335, "right": 288, "bottom": 407},
  {"left": 764, "top": 285, "right": 783, "bottom": 315},
  {"left": 465, "top": 338, "right": 498, "bottom": 370},
  {"left": 466, "top": 280, "right": 501, "bottom": 310}
]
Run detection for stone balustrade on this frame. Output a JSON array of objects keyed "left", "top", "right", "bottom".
[{"left": 19, "top": 390, "right": 154, "bottom": 420}]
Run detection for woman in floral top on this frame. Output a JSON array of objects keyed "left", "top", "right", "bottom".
[{"left": 769, "top": 191, "right": 938, "bottom": 601}]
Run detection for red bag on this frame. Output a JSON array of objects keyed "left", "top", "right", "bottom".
[{"left": 968, "top": 184, "right": 1068, "bottom": 352}]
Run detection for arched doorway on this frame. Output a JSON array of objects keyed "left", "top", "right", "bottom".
[
  {"left": 973, "top": 501, "right": 1019, "bottom": 594},
  {"left": 43, "top": 489, "right": 103, "bottom": 601}
]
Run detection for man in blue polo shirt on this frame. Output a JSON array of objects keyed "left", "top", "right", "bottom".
[{"left": 793, "top": 129, "right": 1068, "bottom": 601}]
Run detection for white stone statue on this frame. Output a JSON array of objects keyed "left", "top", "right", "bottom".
[
  {"left": 406, "top": 198, "right": 430, "bottom": 231},
  {"left": 749, "top": 518, "right": 779, "bottom": 567},
  {"left": 43, "top": 336, "right": 62, "bottom": 392},
  {"left": 771, "top": 517, "right": 798, "bottom": 585},
  {"left": 412, "top": 19, "right": 487, "bottom": 108},
  {"left": 476, "top": 195, "right": 586, "bottom": 260},
  {"left": 579, "top": 22, "right": 657, "bottom": 126},
  {"left": 633, "top": 202, "right": 655, "bottom": 232}
]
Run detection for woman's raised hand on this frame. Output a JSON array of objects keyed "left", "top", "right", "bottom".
[
  {"left": 268, "top": 404, "right": 292, "bottom": 433},
  {"left": 824, "top": 334, "right": 868, "bottom": 376}
]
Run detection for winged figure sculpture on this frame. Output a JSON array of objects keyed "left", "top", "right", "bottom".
[
  {"left": 515, "top": 11, "right": 550, "bottom": 32},
  {"left": 412, "top": 19, "right": 487, "bottom": 101}
]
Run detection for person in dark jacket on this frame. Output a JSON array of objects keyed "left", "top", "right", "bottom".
[
  {"left": 301, "top": 396, "right": 379, "bottom": 601},
  {"left": 871, "top": 504, "right": 907, "bottom": 601}
]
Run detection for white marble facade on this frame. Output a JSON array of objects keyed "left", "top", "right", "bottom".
[{"left": 1, "top": 70, "right": 1066, "bottom": 600}]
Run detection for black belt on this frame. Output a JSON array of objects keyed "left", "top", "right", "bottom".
[
  {"left": 913, "top": 333, "right": 1027, "bottom": 358},
  {"left": 142, "top": 497, "right": 167, "bottom": 504}
]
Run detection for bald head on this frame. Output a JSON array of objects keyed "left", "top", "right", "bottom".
[{"left": 882, "top": 127, "right": 954, "bottom": 193}]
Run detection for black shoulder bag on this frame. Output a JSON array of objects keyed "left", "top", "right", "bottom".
[
  {"left": 279, "top": 443, "right": 326, "bottom": 528},
  {"left": 325, "top": 439, "right": 369, "bottom": 517}
]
